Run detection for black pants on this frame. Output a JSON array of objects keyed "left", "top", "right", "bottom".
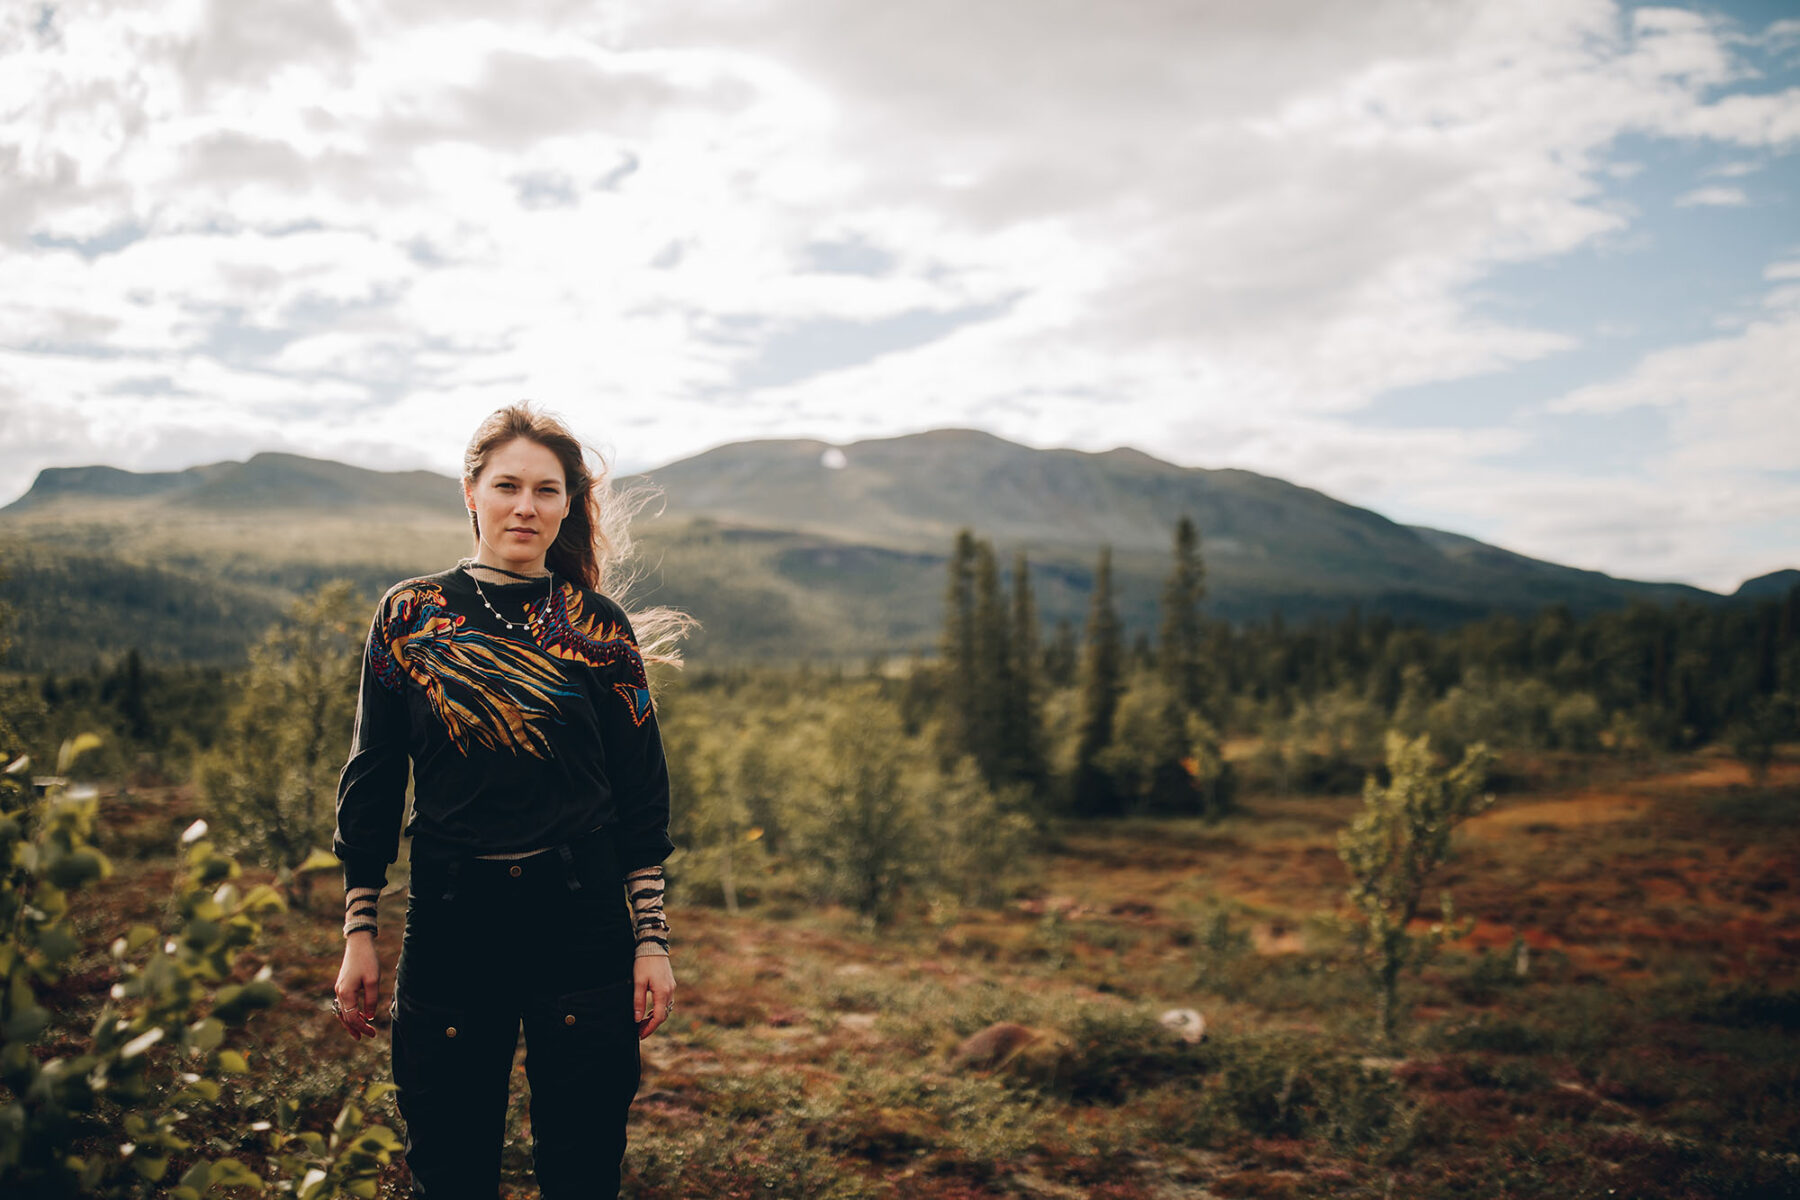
[{"left": 391, "top": 828, "right": 641, "bottom": 1199}]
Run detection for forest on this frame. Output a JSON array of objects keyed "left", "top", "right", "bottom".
[{"left": 1, "top": 522, "right": 1797, "bottom": 1199}]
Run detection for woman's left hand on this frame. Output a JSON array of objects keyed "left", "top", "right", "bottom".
[{"left": 633, "top": 954, "right": 676, "bottom": 1039}]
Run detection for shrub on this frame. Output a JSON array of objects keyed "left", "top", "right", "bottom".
[
  {"left": 194, "top": 581, "right": 364, "bottom": 912},
  {"left": 1, "top": 735, "right": 396, "bottom": 1199},
  {"left": 780, "top": 687, "right": 1037, "bottom": 925},
  {"left": 1336, "top": 732, "right": 1494, "bottom": 1048}
]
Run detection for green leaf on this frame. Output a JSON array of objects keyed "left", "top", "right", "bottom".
[
  {"left": 296, "top": 1167, "right": 329, "bottom": 1200},
  {"left": 362, "top": 1082, "right": 398, "bottom": 1105},
  {"left": 2, "top": 1001, "right": 50, "bottom": 1042},
  {"left": 210, "top": 976, "right": 284, "bottom": 1025},
  {"left": 239, "top": 884, "right": 286, "bottom": 915},
  {"left": 296, "top": 849, "right": 343, "bottom": 873},
  {"left": 56, "top": 732, "right": 104, "bottom": 773},
  {"left": 332, "top": 1103, "right": 363, "bottom": 1140},
  {"left": 181, "top": 1077, "right": 223, "bottom": 1103},
  {"left": 36, "top": 924, "right": 80, "bottom": 965},
  {"left": 134, "top": 1155, "right": 169, "bottom": 1182},
  {"left": 179, "top": 1161, "right": 214, "bottom": 1192},
  {"left": 346, "top": 1179, "right": 377, "bottom": 1199},
  {"left": 216, "top": 1050, "right": 250, "bottom": 1074},
  {"left": 189, "top": 1017, "right": 226, "bottom": 1054},
  {"left": 352, "top": 1128, "right": 401, "bottom": 1154},
  {"left": 45, "top": 847, "right": 109, "bottom": 889},
  {"left": 206, "top": 1157, "right": 264, "bottom": 1191}
]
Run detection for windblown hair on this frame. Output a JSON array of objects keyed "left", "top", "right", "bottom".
[{"left": 462, "top": 402, "right": 696, "bottom": 672}]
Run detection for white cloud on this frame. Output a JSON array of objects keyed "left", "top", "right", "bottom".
[
  {"left": 1673, "top": 184, "right": 1750, "bottom": 206},
  {"left": 1426, "top": 266, "right": 1800, "bottom": 590},
  {"left": 0, "top": 0, "right": 1795, "bottom": 591}
]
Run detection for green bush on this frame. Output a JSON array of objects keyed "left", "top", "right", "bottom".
[
  {"left": 671, "top": 683, "right": 1038, "bottom": 926},
  {"left": 1336, "top": 731, "right": 1494, "bottom": 1047},
  {"left": 0, "top": 734, "right": 397, "bottom": 1199},
  {"left": 1048, "top": 1003, "right": 1208, "bottom": 1104},
  {"left": 1141, "top": 1032, "right": 1418, "bottom": 1158},
  {"left": 193, "top": 581, "right": 364, "bottom": 912}
]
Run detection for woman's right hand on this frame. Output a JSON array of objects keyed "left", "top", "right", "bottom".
[{"left": 334, "top": 932, "right": 382, "bottom": 1041}]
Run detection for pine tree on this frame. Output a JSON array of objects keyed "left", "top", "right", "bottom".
[
  {"left": 970, "top": 539, "right": 1012, "bottom": 785},
  {"left": 939, "top": 530, "right": 979, "bottom": 761},
  {"left": 1073, "top": 546, "right": 1125, "bottom": 816},
  {"left": 1007, "top": 550, "right": 1048, "bottom": 789},
  {"left": 1160, "top": 515, "right": 1207, "bottom": 718},
  {"left": 119, "top": 647, "right": 153, "bottom": 743}
]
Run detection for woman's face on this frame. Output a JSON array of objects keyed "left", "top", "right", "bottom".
[{"left": 463, "top": 437, "right": 570, "bottom": 574}]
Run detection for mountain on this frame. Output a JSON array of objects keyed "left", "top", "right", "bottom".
[
  {"left": 6, "top": 452, "right": 459, "bottom": 514},
  {"left": 640, "top": 428, "right": 1712, "bottom": 624},
  {"left": 1734, "top": 569, "right": 1800, "bottom": 600},
  {"left": 0, "top": 431, "right": 1769, "bottom": 670}
]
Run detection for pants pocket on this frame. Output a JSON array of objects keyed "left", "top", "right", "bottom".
[
  {"left": 524, "top": 978, "right": 640, "bottom": 1199},
  {"left": 390, "top": 990, "right": 516, "bottom": 1199}
]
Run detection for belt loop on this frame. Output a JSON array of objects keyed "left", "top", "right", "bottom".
[{"left": 557, "top": 843, "right": 582, "bottom": 894}]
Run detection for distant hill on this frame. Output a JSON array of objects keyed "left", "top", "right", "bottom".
[
  {"left": 0, "top": 431, "right": 1774, "bottom": 671},
  {"left": 6, "top": 452, "right": 460, "bottom": 514},
  {"left": 1735, "top": 569, "right": 1800, "bottom": 600},
  {"left": 641, "top": 428, "right": 1713, "bottom": 623}
]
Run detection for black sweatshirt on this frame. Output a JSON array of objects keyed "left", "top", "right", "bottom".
[{"left": 332, "top": 565, "right": 674, "bottom": 893}]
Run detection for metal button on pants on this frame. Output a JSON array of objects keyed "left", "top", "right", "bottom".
[{"left": 391, "top": 830, "right": 640, "bottom": 1199}]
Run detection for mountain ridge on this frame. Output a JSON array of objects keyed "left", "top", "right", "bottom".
[{"left": 2, "top": 429, "right": 1776, "bottom": 669}]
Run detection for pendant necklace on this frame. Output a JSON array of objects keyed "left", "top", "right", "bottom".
[{"left": 459, "top": 558, "right": 553, "bottom": 632}]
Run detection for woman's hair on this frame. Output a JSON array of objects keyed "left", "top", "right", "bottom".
[{"left": 462, "top": 402, "right": 696, "bottom": 671}]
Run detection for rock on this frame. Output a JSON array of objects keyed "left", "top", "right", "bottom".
[
  {"left": 948, "top": 1021, "right": 1073, "bottom": 1085},
  {"left": 949, "top": 1022, "right": 1043, "bottom": 1071},
  {"left": 1159, "top": 1007, "right": 1207, "bottom": 1043}
]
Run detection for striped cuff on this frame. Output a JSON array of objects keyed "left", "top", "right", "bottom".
[
  {"left": 343, "top": 886, "right": 380, "bottom": 939},
  {"left": 624, "top": 864, "right": 669, "bottom": 957}
]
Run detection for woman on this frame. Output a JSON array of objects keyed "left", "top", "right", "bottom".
[{"left": 329, "top": 403, "right": 692, "bottom": 1199}]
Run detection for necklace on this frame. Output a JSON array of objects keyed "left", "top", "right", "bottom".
[{"left": 459, "top": 558, "right": 553, "bottom": 632}]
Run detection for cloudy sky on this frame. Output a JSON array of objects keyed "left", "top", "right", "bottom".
[{"left": 2, "top": 0, "right": 1796, "bottom": 593}]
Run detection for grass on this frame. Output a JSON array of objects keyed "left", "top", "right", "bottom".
[{"left": 24, "top": 747, "right": 1800, "bottom": 1198}]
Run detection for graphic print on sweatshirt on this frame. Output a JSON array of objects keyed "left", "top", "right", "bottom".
[
  {"left": 368, "top": 581, "right": 652, "bottom": 758},
  {"left": 526, "top": 585, "right": 655, "bottom": 727}
]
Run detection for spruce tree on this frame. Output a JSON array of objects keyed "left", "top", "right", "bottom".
[
  {"left": 1160, "top": 515, "right": 1207, "bottom": 718},
  {"left": 1008, "top": 550, "right": 1048, "bottom": 789},
  {"left": 971, "top": 538, "right": 1012, "bottom": 785},
  {"left": 119, "top": 647, "right": 153, "bottom": 743},
  {"left": 939, "top": 530, "right": 979, "bottom": 761},
  {"left": 1073, "top": 545, "right": 1125, "bottom": 816}
]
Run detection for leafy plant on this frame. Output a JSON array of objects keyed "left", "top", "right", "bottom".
[
  {"left": 1, "top": 734, "right": 397, "bottom": 1198},
  {"left": 195, "top": 581, "right": 365, "bottom": 911},
  {"left": 1336, "top": 731, "right": 1494, "bottom": 1048}
]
